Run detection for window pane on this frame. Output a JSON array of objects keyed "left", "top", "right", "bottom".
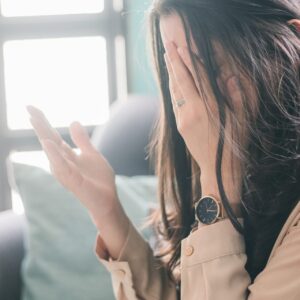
[
  {"left": 4, "top": 37, "right": 110, "bottom": 129},
  {"left": 1, "top": 0, "right": 104, "bottom": 17}
]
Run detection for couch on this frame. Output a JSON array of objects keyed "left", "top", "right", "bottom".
[{"left": 0, "top": 94, "right": 159, "bottom": 300}]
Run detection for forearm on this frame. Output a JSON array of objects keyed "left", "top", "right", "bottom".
[
  {"left": 95, "top": 215, "right": 178, "bottom": 300},
  {"left": 89, "top": 198, "right": 130, "bottom": 260}
]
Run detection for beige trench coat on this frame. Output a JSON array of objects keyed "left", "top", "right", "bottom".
[{"left": 94, "top": 200, "right": 300, "bottom": 300}]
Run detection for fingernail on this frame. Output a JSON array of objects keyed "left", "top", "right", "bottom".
[{"left": 26, "top": 105, "right": 43, "bottom": 117}]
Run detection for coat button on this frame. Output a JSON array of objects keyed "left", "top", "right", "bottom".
[
  {"left": 115, "top": 269, "right": 126, "bottom": 280},
  {"left": 185, "top": 245, "right": 194, "bottom": 256}
]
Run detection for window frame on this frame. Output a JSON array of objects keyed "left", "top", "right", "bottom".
[{"left": 0, "top": 0, "right": 127, "bottom": 211}]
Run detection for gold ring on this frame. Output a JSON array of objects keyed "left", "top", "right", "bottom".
[{"left": 175, "top": 99, "right": 186, "bottom": 107}]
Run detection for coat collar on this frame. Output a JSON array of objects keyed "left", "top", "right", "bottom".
[{"left": 267, "top": 200, "right": 300, "bottom": 263}]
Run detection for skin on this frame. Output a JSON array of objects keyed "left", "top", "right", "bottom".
[{"left": 288, "top": 19, "right": 300, "bottom": 31}]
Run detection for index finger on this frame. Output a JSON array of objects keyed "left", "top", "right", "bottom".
[
  {"left": 27, "top": 105, "right": 63, "bottom": 145},
  {"left": 27, "top": 105, "right": 77, "bottom": 162}
]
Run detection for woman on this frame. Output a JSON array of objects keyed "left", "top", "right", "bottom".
[{"left": 27, "top": 0, "right": 300, "bottom": 299}]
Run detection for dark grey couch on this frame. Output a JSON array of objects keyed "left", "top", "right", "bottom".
[{"left": 0, "top": 94, "right": 159, "bottom": 300}]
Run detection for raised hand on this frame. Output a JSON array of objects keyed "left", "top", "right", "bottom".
[
  {"left": 27, "top": 105, "right": 122, "bottom": 224},
  {"left": 163, "top": 40, "right": 245, "bottom": 207},
  {"left": 27, "top": 106, "right": 132, "bottom": 259}
]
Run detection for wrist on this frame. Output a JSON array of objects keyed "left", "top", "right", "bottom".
[
  {"left": 90, "top": 199, "right": 131, "bottom": 260},
  {"left": 200, "top": 172, "right": 242, "bottom": 218},
  {"left": 90, "top": 197, "right": 128, "bottom": 232}
]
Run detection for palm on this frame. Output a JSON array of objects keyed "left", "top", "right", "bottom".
[
  {"left": 76, "top": 151, "right": 116, "bottom": 195},
  {"left": 77, "top": 151, "right": 109, "bottom": 180}
]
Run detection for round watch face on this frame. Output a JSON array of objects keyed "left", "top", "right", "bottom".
[{"left": 195, "top": 196, "right": 220, "bottom": 224}]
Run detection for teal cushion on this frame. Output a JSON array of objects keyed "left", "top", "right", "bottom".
[{"left": 11, "top": 163, "right": 158, "bottom": 300}]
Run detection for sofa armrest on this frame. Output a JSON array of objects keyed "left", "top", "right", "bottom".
[{"left": 0, "top": 210, "right": 26, "bottom": 300}]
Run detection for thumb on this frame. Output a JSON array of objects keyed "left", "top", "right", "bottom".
[{"left": 69, "top": 121, "right": 95, "bottom": 153}]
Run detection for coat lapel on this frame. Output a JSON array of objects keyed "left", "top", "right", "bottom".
[{"left": 267, "top": 200, "right": 300, "bottom": 263}]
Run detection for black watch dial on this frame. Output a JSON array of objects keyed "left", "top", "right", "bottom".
[{"left": 195, "top": 196, "right": 219, "bottom": 224}]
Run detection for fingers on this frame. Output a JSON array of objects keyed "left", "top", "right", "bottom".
[
  {"left": 176, "top": 45, "right": 233, "bottom": 104},
  {"left": 177, "top": 46, "right": 203, "bottom": 92},
  {"left": 30, "top": 117, "right": 77, "bottom": 160},
  {"left": 164, "top": 53, "right": 179, "bottom": 121},
  {"left": 41, "top": 139, "right": 101, "bottom": 203},
  {"left": 164, "top": 41, "right": 200, "bottom": 102},
  {"left": 176, "top": 45, "right": 216, "bottom": 107},
  {"left": 27, "top": 105, "right": 77, "bottom": 163},
  {"left": 27, "top": 106, "right": 62, "bottom": 144},
  {"left": 41, "top": 139, "right": 83, "bottom": 190},
  {"left": 175, "top": 43, "right": 242, "bottom": 117},
  {"left": 69, "top": 121, "right": 96, "bottom": 154}
]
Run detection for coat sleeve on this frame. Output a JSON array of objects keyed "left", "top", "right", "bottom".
[
  {"left": 94, "top": 220, "right": 178, "bottom": 300},
  {"left": 180, "top": 215, "right": 300, "bottom": 300}
]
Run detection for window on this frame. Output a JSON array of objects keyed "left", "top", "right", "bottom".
[
  {"left": 0, "top": 0, "right": 127, "bottom": 212},
  {"left": 4, "top": 37, "right": 109, "bottom": 130},
  {"left": 0, "top": 0, "right": 104, "bottom": 17}
]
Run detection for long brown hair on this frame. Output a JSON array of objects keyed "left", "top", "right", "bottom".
[{"left": 142, "top": 0, "right": 300, "bottom": 285}]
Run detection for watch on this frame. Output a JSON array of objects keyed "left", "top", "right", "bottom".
[
  {"left": 191, "top": 196, "right": 242, "bottom": 232},
  {"left": 194, "top": 195, "right": 226, "bottom": 227}
]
